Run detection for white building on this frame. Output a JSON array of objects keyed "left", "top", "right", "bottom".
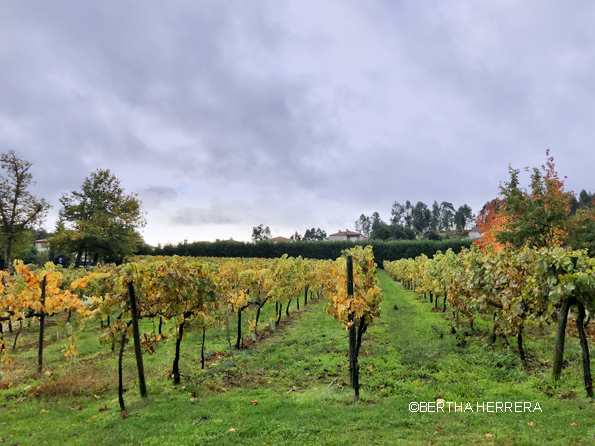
[
  {"left": 34, "top": 239, "right": 49, "bottom": 251},
  {"left": 468, "top": 227, "right": 484, "bottom": 239}
]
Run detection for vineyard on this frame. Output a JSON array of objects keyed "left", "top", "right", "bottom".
[
  {"left": 0, "top": 247, "right": 381, "bottom": 409},
  {"left": 1, "top": 247, "right": 595, "bottom": 445},
  {"left": 384, "top": 246, "right": 595, "bottom": 397}
]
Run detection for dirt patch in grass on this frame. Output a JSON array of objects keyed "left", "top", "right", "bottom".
[{"left": 31, "top": 368, "right": 115, "bottom": 397}]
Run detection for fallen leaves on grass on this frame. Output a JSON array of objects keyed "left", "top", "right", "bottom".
[
  {"left": 250, "top": 399, "right": 258, "bottom": 405},
  {"left": 229, "top": 428, "right": 237, "bottom": 432}
]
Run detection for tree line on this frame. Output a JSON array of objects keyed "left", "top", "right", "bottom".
[
  {"left": 355, "top": 200, "right": 475, "bottom": 241},
  {"left": 251, "top": 224, "right": 328, "bottom": 242}
]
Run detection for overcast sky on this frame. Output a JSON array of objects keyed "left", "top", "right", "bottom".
[{"left": 1, "top": 1, "right": 594, "bottom": 245}]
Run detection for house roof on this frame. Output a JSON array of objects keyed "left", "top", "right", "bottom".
[
  {"left": 329, "top": 229, "right": 364, "bottom": 237},
  {"left": 34, "top": 239, "right": 48, "bottom": 243},
  {"left": 268, "top": 236, "right": 292, "bottom": 242}
]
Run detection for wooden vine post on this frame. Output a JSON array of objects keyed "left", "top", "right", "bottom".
[
  {"left": 552, "top": 257, "right": 578, "bottom": 381},
  {"left": 575, "top": 301, "right": 593, "bottom": 397},
  {"left": 553, "top": 296, "right": 573, "bottom": 380},
  {"left": 118, "top": 328, "right": 128, "bottom": 411},
  {"left": 127, "top": 280, "right": 148, "bottom": 397},
  {"left": 37, "top": 275, "right": 46, "bottom": 373},
  {"left": 346, "top": 255, "right": 360, "bottom": 398}
]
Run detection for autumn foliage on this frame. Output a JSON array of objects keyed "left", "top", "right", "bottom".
[{"left": 475, "top": 152, "right": 571, "bottom": 251}]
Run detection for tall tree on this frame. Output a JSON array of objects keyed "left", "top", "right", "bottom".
[
  {"left": 370, "top": 213, "right": 391, "bottom": 240},
  {"left": 430, "top": 201, "right": 441, "bottom": 231},
  {"left": 315, "top": 228, "right": 328, "bottom": 241},
  {"left": 390, "top": 202, "right": 405, "bottom": 226},
  {"left": 290, "top": 231, "right": 302, "bottom": 241},
  {"left": 354, "top": 214, "right": 371, "bottom": 237},
  {"left": 439, "top": 202, "right": 456, "bottom": 231},
  {"left": 304, "top": 228, "right": 327, "bottom": 241},
  {"left": 0, "top": 151, "right": 50, "bottom": 270},
  {"left": 411, "top": 201, "right": 431, "bottom": 233},
  {"left": 53, "top": 169, "right": 146, "bottom": 265},
  {"left": 251, "top": 224, "right": 271, "bottom": 242},
  {"left": 454, "top": 204, "right": 474, "bottom": 230},
  {"left": 403, "top": 201, "right": 413, "bottom": 228},
  {"left": 579, "top": 189, "right": 594, "bottom": 208}
]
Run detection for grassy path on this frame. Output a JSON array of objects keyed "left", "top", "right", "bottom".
[{"left": 1, "top": 271, "right": 594, "bottom": 445}]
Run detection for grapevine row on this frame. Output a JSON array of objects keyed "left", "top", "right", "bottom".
[
  {"left": 384, "top": 246, "right": 595, "bottom": 397},
  {"left": 1, "top": 246, "right": 383, "bottom": 408}
]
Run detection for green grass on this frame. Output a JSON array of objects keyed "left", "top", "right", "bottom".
[{"left": 1, "top": 271, "right": 594, "bottom": 445}]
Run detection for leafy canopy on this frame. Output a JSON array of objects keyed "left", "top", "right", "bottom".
[{"left": 53, "top": 169, "right": 146, "bottom": 263}]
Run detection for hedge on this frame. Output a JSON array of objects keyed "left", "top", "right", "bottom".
[{"left": 139, "top": 239, "right": 474, "bottom": 266}]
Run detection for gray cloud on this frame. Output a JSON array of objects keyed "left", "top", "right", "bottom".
[
  {"left": 1, "top": 1, "right": 594, "bottom": 244},
  {"left": 135, "top": 186, "right": 178, "bottom": 210}
]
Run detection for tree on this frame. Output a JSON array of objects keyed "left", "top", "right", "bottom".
[
  {"left": 411, "top": 201, "right": 431, "bottom": 233},
  {"left": 403, "top": 201, "right": 413, "bottom": 228},
  {"left": 315, "top": 228, "right": 328, "bottom": 241},
  {"left": 430, "top": 201, "right": 441, "bottom": 231},
  {"left": 354, "top": 214, "right": 371, "bottom": 237},
  {"left": 252, "top": 224, "right": 271, "bottom": 242},
  {"left": 290, "top": 231, "right": 302, "bottom": 241},
  {"left": 579, "top": 189, "right": 594, "bottom": 208},
  {"left": 304, "top": 228, "right": 327, "bottom": 241},
  {"left": 0, "top": 151, "right": 50, "bottom": 270},
  {"left": 389, "top": 224, "right": 416, "bottom": 240},
  {"left": 370, "top": 213, "right": 391, "bottom": 240},
  {"left": 439, "top": 202, "right": 456, "bottom": 231},
  {"left": 1, "top": 230, "right": 35, "bottom": 263},
  {"left": 496, "top": 152, "right": 569, "bottom": 248},
  {"left": 390, "top": 202, "right": 405, "bottom": 226},
  {"left": 52, "top": 169, "right": 146, "bottom": 265},
  {"left": 474, "top": 199, "right": 509, "bottom": 251},
  {"left": 565, "top": 208, "right": 595, "bottom": 255},
  {"left": 422, "top": 230, "right": 442, "bottom": 240},
  {"left": 454, "top": 204, "right": 474, "bottom": 230}
]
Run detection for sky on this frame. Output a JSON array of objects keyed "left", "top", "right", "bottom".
[{"left": 1, "top": 1, "right": 594, "bottom": 245}]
